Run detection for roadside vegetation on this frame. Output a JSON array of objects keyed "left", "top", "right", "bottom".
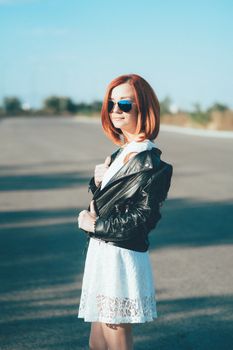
[{"left": 0, "top": 95, "right": 232, "bottom": 131}]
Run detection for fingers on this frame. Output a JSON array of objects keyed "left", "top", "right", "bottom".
[
  {"left": 104, "top": 155, "right": 111, "bottom": 166},
  {"left": 77, "top": 206, "right": 96, "bottom": 224},
  {"left": 77, "top": 209, "right": 85, "bottom": 226},
  {"left": 89, "top": 200, "right": 96, "bottom": 215},
  {"left": 77, "top": 207, "right": 96, "bottom": 233},
  {"left": 94, "top": 156, "right": 111, "bottom": 184}
]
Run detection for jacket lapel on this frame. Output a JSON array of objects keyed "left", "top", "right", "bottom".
[{"left": 93, "top": 147, "right": 162, "bottom": 199}]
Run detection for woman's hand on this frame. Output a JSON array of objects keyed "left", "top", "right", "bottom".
[
  {"left": 94, "top": 155, "right": 111, "bottom": 186},
  {"left": 77, "top": 200, "right": 98, "bottom": 233}
]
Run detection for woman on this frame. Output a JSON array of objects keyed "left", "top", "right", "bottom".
[{"left": 77, "top": 74, "right": 173, "bottom": 350}]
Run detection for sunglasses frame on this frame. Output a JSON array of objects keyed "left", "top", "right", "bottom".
[{"left": 107, "top": 99, "right": 136, "bottom": 113}]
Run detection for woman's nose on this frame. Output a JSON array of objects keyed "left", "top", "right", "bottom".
[{"left": 112, "top": 103, "right": 122, "bottom": 113}]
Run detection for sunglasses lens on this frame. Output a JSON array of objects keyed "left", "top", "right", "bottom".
[
  {"left": 108, "top": 100, "right": 114, "bottom": 112},
  {"left": 118, "top": 100, "right": 132, "bottom": 112},
  {"left": 108, "top": 99, "right": 133, "bottom": 113}
]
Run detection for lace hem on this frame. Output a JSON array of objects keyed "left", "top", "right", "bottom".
[{"left": 78, "top": 290, "right": 158, "bottom": 323}]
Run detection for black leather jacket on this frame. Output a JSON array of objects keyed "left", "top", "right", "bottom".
[{"left": 81, "top": 146, "right": 173, "bottom": 254}]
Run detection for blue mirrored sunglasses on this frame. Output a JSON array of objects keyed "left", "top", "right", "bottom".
[{"left": 108, "top": 99, "right": 135, "bottom": 113}]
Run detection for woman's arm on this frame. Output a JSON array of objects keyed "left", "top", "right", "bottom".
[{"left": 89, "top": 163, "right": 173, "bottom": 242}]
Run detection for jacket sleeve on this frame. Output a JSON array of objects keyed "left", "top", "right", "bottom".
[{"left": 89, "top": 164, "right": 173, "bottom": 242}]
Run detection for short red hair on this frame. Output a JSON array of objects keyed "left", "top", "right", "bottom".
[{"left": 101, "top": 74, "right": 160, "bottom": 146}]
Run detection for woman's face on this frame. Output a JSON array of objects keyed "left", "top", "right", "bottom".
[{"left": 109, "top": 83, "right": 138, "bottom": 137}]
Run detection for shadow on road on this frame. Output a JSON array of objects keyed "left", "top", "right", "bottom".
[
  {"left": 150, "top": 198, "right": 233, "bottom": 249},
  {"left": 0, "top": 196, "right": 232, "bottom": 349},
  {"left": 0, "top": 170, "right": 91, "bottom": 191}
]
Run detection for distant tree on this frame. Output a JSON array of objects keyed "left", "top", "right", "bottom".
[
  {"left": 43, "top": 96, "right": 60, "bottom": 113},
  {"left": 91, "top": 100, "right": 102, "bottom": 112},
  {"left": 3, "top": 97, "right": 22, "bottom": 115},
  {"left": 207, "top": 102, "right": 229, "bottom": 113},
  {"left": 59, "top": 97, "right": 77, "bottom": 113},
  {"left": 76, "top": 102, "right": 92, "bottom": 114},
  {"left": 42, "top": 96, "right": 77, "bottom": 114},
  {"left": 0, "top": 106, "right": 4, "bottom": 116},
  {"left": 160, "top": 96, "right": 172, "bottom": 115},
  {"left": 190, "top": 102, "right": 211, "bottom": 124},
  {"left": 76, "top": 101, "right": 102, "bottom": 114}
]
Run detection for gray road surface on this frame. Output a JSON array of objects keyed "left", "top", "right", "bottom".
[{"left": 0, "top": 116, "right": 233, "bottom": 350}]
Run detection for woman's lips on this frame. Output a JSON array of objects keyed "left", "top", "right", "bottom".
[{"left": 113, "top": 117, "right": 124, "bottom": 121}]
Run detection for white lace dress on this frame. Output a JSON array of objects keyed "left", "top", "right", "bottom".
[{"left": 77, "top": 139, "right": 158, "bottom": 324}]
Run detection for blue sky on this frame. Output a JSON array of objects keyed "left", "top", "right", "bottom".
[{"left": 0, "top": 0, "right": 232, "bottom": 110}]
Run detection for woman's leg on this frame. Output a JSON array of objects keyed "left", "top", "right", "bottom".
[
  {"left": 89, "top": 322, "right": 108, "bottom": 350},
  {"left": 101, "top": 323, "right": 133, "bottom": 350}
]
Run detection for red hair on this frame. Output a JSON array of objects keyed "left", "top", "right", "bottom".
[{"left": 101, "top": 74, "right": 160, "bottom": 146}]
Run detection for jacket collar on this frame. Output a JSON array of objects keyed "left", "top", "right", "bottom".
[
  {"left": 110, "top": 146, "right": 162, "bottom": 174},
  {"left": 93, "top": 147, "right": 162, "bottom": 198}
]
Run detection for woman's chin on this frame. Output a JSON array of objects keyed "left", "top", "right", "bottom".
[{"left": 113, "top": 120, "right": 126, "bottom": 127}]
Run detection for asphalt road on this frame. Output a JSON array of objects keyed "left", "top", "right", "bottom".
[{"left": 0, "top": 116, "right": 232, "bottom": 350}]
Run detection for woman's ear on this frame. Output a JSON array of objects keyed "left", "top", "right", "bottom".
[{"left": 123, "top": 152, "right": 138, "bottom": 164}]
